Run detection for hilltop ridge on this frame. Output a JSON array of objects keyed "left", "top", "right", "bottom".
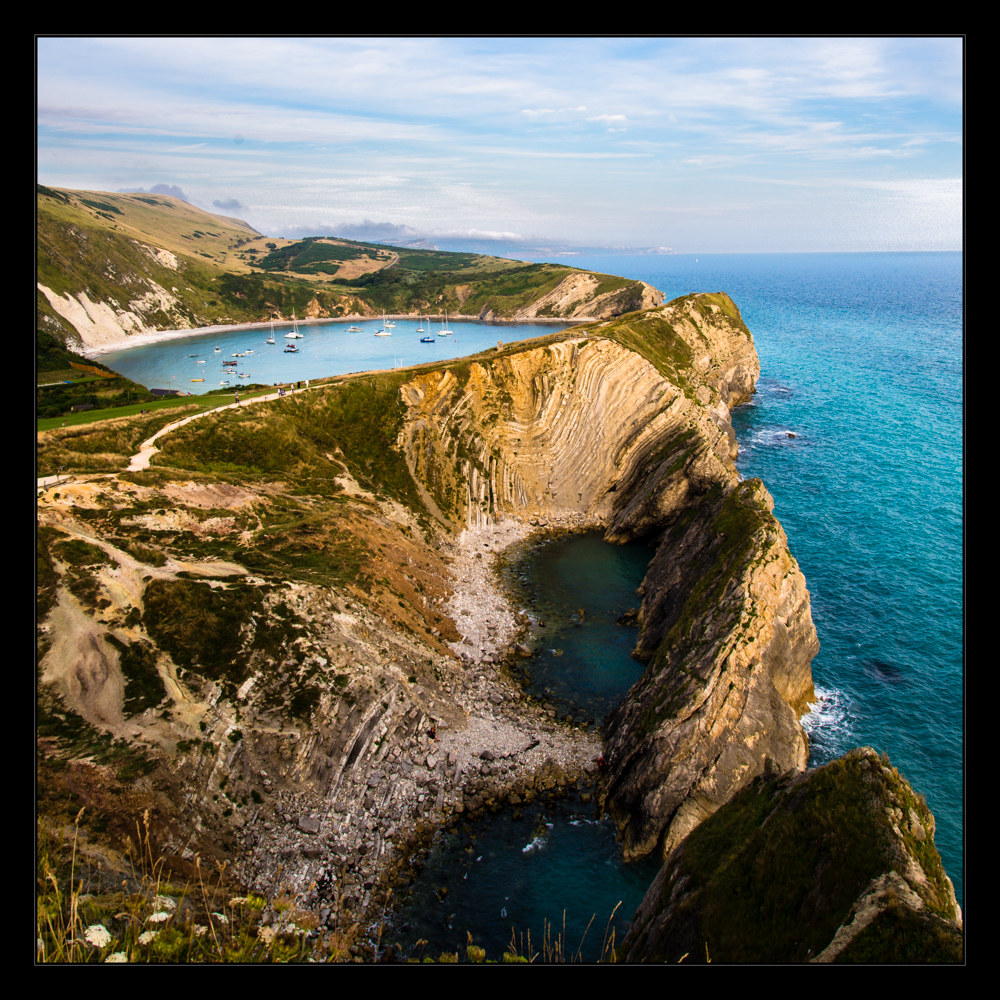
[{"left": 36, "top": 185, "right": 662, "bottom": 356}]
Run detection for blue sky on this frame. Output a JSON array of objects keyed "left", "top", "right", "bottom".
[{"left": 36, "top": 36, "right": 963, "bottom": 253}]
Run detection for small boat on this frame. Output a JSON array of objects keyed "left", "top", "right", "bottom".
[
  {"left": 220, "top": 380, "right": 230, "bottom": 386},
  {"left": 285, "top": 312, "right": 303, "bottom": 339},
  {"left": 244, "top": 348, "right": 255, "bottom": 355},
  {"left": 417, "top": 317, "right": 426, "bottom": 333},
  {"left": 374, "top": 312, "right": 392, "bottom": 336},
  {"left": 266, "top": 320, "right": 276, "bottom": 345},
  {"left": 284, "top": 344, "right": 299, "bottom": 353},
  {"left": 421, "top": 335, "right": 435, "bottom": 343},
  {"left": 191, "top": 378, "right": 205, "bottom": 382},
  {"left": 223, "top": 359, "right": 238, "bottom": 366},
  {"left": 195, "top": 360, "right": 206, "bottom": 364},
  {"left": 214, "top": 347, "right": 220, "bottom": 353},
  {"left": 347, "top": 325, "right": 362, "bottom": 333},
  {"left": 438, "top": 310, "right": 453, "bottom": 336},
  {"left": 238, "top": 372, "right": 250, "bottom": 378}
]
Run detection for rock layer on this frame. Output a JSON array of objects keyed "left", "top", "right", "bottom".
[
  {"left": 601, "top": 476, "right": 818, "bottom": 861},
  {"left": 399, "top": 293, "right": 818, "bottom": 862}
]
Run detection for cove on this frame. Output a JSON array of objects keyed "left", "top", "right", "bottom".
[
  {"left": 95, "top": 318, "right": 564, "bottom": 394},
  {"left": 501, "top": 532, "right": 654, "bottom": 725},
  {"left": 387, "top": 531, "right": 659, "bottom": 962}
]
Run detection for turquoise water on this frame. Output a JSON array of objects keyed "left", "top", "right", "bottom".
[
  {"left": 96, "top": 317, "right": 564, "bottom": 394},
  {"left": 571, "top": 251, "right": 963, "bottom": 907},
  {"left": 502, "top": 533, "right": 653, "bottom": 726},
  {"left": 386, "top": 792, "right": 661, "bottom": 963}
]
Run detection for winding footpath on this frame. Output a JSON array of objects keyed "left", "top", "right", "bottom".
[{"left": 37, "top": 385, "right": 309, "bottom": 490}]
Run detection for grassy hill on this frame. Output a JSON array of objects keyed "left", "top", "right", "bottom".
[{"left": 37, "top": 186, "right": 657, "bottom": 354}]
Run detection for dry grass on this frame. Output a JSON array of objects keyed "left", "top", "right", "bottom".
[{"left": 36, "top": 809, "right": 356, "bottom": 964}]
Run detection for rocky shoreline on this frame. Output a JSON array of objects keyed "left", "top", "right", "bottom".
[{"left": 236, "top": 515, "right": 610, "bottom": 958}]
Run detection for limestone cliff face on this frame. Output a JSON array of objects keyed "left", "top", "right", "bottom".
[
  {"left": 481, "top": 270, "right": 662, "bottom": 322},
  {"left": 400, "top": 294, "right": 757, "bottom": 532},
  {"left": 400, "top": 337, "right": 706, "bottom": 530},
  {"left": 399, "top": 293, "right": 818, "bottom": 861},
  {"left": 621, "top": 748, "right": 963, "bottom": 964},
  {"left": 601, "top": 479, "right": 818, "bottom": 861}
]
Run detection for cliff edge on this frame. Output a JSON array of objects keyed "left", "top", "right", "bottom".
[
  {"left": 398, "top": 293, "right": 819, "bottom": 862},
  {"left": 621, "top": 748, "right": 963, "bottom": 963}
]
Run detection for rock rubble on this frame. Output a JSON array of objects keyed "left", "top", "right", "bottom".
[{"left": 234, "top": 516, "right": 603, "bottom": 952}]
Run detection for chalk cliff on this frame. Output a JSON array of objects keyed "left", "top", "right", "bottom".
[{"left": 36, "top": 185, "right": 663, "bottom": 355}]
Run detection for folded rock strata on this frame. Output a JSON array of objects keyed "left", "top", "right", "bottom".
[{"left": 398, "top": 292, "right": 819, "bottom": 861}]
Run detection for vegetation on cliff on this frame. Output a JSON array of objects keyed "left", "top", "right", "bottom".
[
  {"left": 36, "top": 288, "right": 958, "bottom": 963},
  {"left": 621, "top": 748, "right": 962, "bottom": 963},
  {"left": 36, "top": 185, "right": 658, "bottom": 361}
]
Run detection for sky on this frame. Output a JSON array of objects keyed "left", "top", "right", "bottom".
[{"left": 36, "top": 36, "right": 964, "bottom": 254}]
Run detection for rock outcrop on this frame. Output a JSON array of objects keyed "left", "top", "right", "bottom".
[
  {"left": 621, "top": 748, "right": 963, "bottom": 963},
  {"left": 399, "top": 292, "right": 818, "bottom": 861},
  {"left": 600, "top": 476, "right": 818, "bottom": 861},
  {"left": 489, "top": 269, "right": 662, "bottom": 321}
]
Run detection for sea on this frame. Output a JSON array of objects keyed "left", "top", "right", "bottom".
[
  {"left": 95, "top": 317, "right": 566, "bottom": 394},
  {"left": 98, "top": 251, "right": 964, "bottom": 956}
]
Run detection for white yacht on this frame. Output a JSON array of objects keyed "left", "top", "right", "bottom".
[{"left": 285, "top": 312, "right": 303, "bottom": 339}]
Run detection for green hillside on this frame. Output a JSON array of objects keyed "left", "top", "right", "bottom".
[
  {"left": 36, "top": 185, "right": 659, "bottom": 421},
  {"left": 37, "top": 186, "right": 653, "bottom": 349}
]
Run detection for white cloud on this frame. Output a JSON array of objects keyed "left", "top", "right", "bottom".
[{"left": 36, "top": 36, "right": 963, "bottom": 251}]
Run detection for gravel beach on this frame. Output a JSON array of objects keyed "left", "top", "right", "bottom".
[{"left": 435, "top": 517, "right": 602, "bottom": 779}]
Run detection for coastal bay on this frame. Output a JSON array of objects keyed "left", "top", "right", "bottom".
[
  {"left": 36, "top": 253, "right": 962, "bottom": 960},
  {"left": 94, "top": 317, "right": 573, "bottom": 395}
]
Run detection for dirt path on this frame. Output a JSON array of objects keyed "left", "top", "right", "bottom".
[
  {"left": 36, "top": 385, "right": 312, "bottom": 490},
  {"left": 129, "top": 386, "right": 316, "bottom": 471}
]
